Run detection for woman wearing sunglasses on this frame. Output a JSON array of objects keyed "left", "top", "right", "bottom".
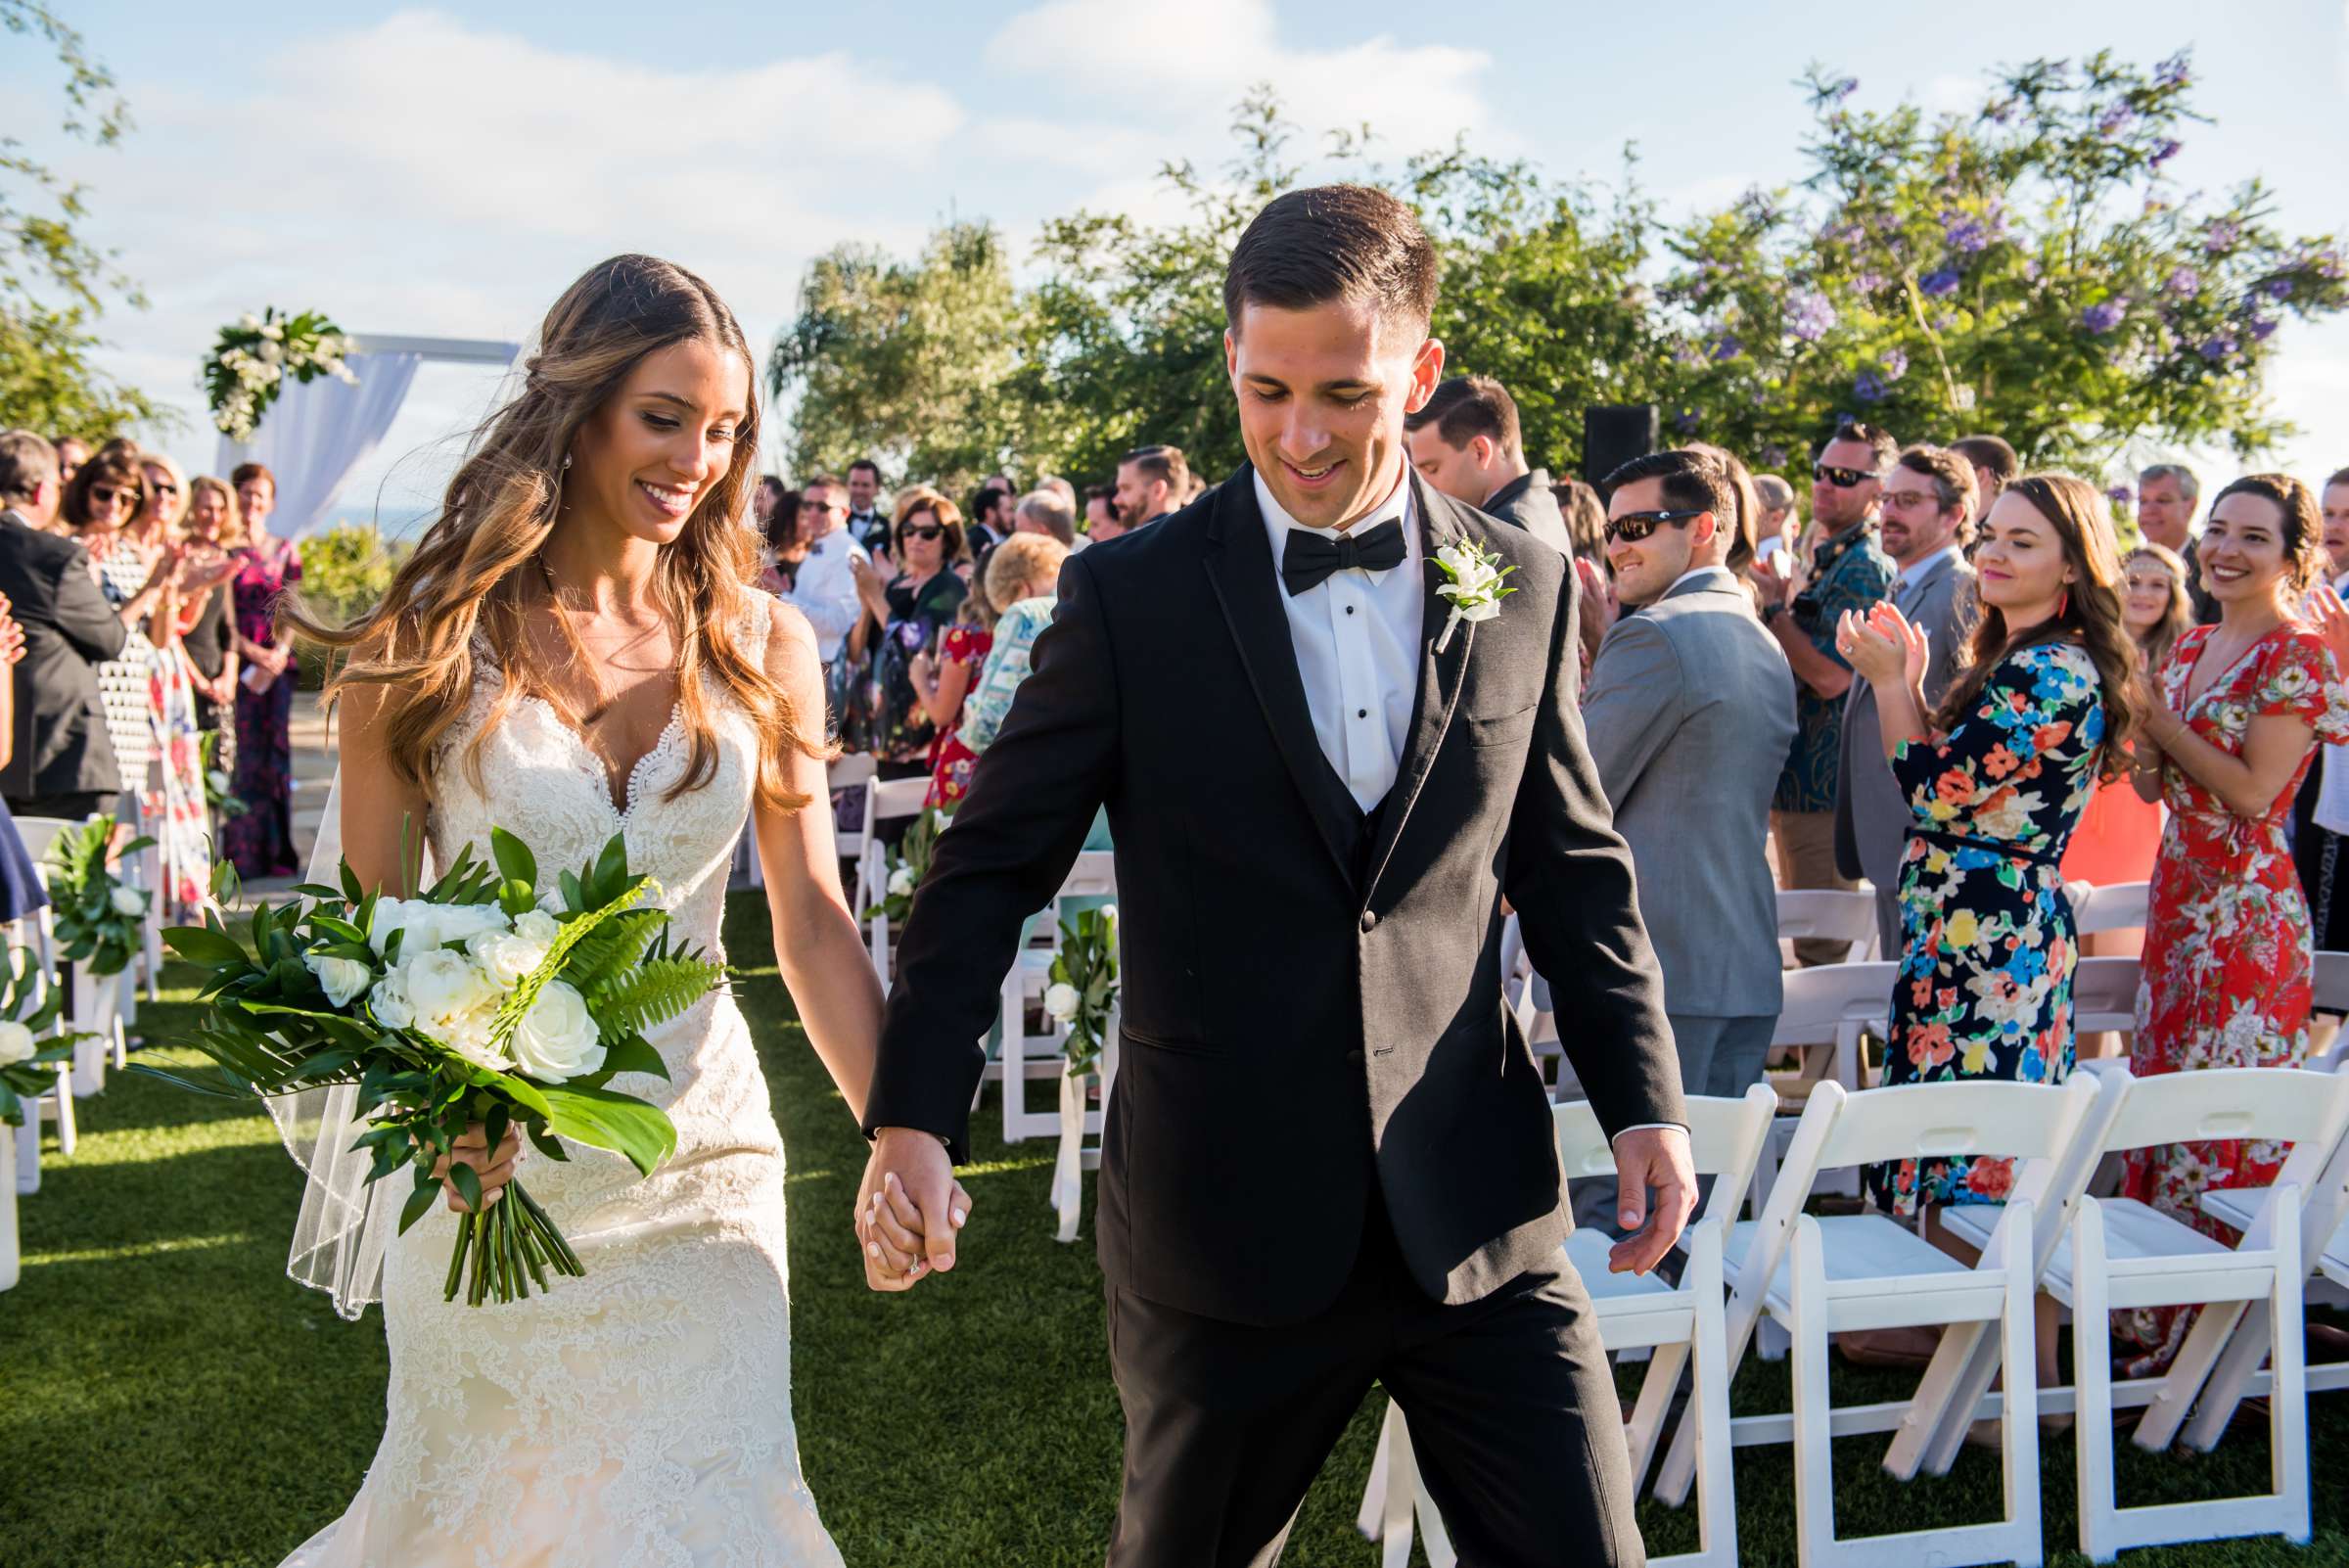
[
  {"left": 60, "top": 447, "right": 184, "bottom": 807},
  {"left": 848, "top": 487, "right": 967, "bottom": 782}
]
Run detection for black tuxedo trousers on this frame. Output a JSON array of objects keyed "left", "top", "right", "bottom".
[{"left": 865, "top": 468, "right": 1682, "bottom": 1564}]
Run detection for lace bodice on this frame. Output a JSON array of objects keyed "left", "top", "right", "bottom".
[{"left": 287, "top": 600, "right": 845, "bottom": 1568}]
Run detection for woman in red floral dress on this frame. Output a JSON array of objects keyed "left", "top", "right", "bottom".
[{"left": 2120, "top": 474, "right": 2349, "bottom": 1374}]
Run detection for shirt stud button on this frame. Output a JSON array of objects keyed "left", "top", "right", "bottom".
[
  {"left": 1346, "top": 605, "right": 1356, "bottom": 615},
  {"left": 1357, "top": 708, "right": 1367, "bottom": 718},
  {"left": 1346, "top": 1048, "right": 1365, "bottom": 1065},
  {"left": 1360, "top": 910, "right": 1377, "bottom": 933}
]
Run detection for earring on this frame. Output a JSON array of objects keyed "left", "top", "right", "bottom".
[
  {"left": 2058, "top": 586, "right": 2071, "bottom": 619},
  {"left": 562, "top": 453, "right": 573, "bottom": 471}
]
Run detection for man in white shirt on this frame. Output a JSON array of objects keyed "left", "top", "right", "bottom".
[
  {"left": 1834, "top": 444, "right": 1980, "bottom": 956},
  {"left": 775, "top": 474, "right": 866, "bottom": 672},
  {"left": 844, "top": 459, "right": 889, "bottom": 555}
]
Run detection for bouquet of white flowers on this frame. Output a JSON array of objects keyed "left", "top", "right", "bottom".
[
  {"left": 859, "top": 807, "right": 941, "bottom": 926},
  {"left": 142, "top": 828, "right": 724, "bottom": 1307},
  {"left": 1043, "top": 905, "right": 1119, "bottom": 1077},
  {"left": 45, "top": 814, "right": 155, "bottom": 978},
  {"left": 204, "top": 306, "right": 359, "bottom": 441}
]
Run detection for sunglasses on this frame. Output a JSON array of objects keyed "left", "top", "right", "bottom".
[
  {"left": 799, "top": 498, "right": 844, "bottom": 514},
  {"left": 1605, "top": 509, "right": 1704, "bottom": 544},
  {"left": 87, "top": 484, "right": 135, "bottom": 507},
  {"left": 149, "top": 480, "right": 180, "bottom": 495},
  {"left": 1814, "top": 463, "right": 1882, "bottom": 489},
  {"left": 898, "top": 525, "right": 945, "bottom": 543}
]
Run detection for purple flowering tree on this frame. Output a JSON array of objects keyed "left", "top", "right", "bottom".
[{"left": 1655, "top": 50, "right": 2346, "bottom": 467}]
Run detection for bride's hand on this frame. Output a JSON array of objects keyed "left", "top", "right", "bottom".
[
  {"left": 434, "top": 1122, "right": 522, "bottom": 1213},
  {"left": 858, "top": 1169, "right": 974, "bottom": 1287}
]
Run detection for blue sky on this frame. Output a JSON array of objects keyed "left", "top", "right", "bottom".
[{"left": 11, "top": 0, "right": 2348, "bottom": 523}]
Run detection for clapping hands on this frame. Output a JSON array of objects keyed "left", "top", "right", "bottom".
[{"left": 1835, "top": 601, "right": 1926, "bottom": 690}]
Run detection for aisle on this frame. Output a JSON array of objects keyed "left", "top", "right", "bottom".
[{"left": 2, "top": 900, "right": 2343, "bottom": 1565}]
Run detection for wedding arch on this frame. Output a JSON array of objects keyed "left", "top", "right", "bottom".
[{"left": 211, "top": 334, "right": 519, "bottom": 539}]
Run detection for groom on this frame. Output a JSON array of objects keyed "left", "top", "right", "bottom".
[{"left": 857, "top": 184, "right": 1695, "bottom": 1566}]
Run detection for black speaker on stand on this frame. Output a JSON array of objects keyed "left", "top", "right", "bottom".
[{"left": 1583, "top": 404, "right": 1660, "bottom": 488}]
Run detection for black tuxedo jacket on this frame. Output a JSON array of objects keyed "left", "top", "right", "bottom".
[
  {"left": 0, "top": 509, "right": 127, "bottom": 802},
  {"left": 864, "top": 466, "right": 1682, "bottom": 1325}
]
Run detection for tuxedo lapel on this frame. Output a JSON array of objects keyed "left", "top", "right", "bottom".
[
  {"left": 1361, "top": 477, "right": 1474, "bottom": 903},
  {"left": 1201, "top": 468, "right": 1360, "bottom": 885}
]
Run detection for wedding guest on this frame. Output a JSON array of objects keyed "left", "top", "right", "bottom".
[
  {"left": 1950, "top": 435, "right": 2019, "bottom": 532},
  {"left": 1840, "top": 473, "right": 2133, "bottom": 1219},
  {"left": 0, "top": 591, "right": 45, "bottom": 924},
  {"left": 755, "top": 484, "right": 806, "bottom": 590},
  {"left": 1571, "top": 449, "right": 1794, "bottom": 1229},
  {"left": 1403, "top": 375, "right": 1571, "bottom": 556},
  {"left": 131, "top": 449, "right": 220, "bottom": 918},
  {"left": 52, "top": 434, "right": 87, "bottom": 491},
  {"left": 1752, "top": 472, "right": 1799, "bottom": 567},
  {"left": 770, "top": 477, "right": 858, "bottom": 669},
  {"left": 1755, "top": 419, "right": 1899, "bottom": 962},
  {"left": 964, "top": 484, "right": 1014, "bottom": 557},
  {"left": 1687, "top": 441, "right": 1764, "bottom": 601},
  {"left": 846, "top": 458, "right": 889, "bottom": 555},
  {"left": 912, "top": 551, "right": 1003, "bottom": 810},
  {"left": 2298, "top": 469, "right": 2349, "bottom": 956},
  {"left": 2061, "top": 544, "right": 2192, "bottom": 987},
  {"left": 223, "top": 461, "right": 303, "bottom": 878},
  {"left": 1113, "top": 444, "right": 1186, "bottom": 533},
  {"left": 65, "top": 445, "right": 178, "bottom": 798},
  {"left": 0, "top": 429, "right": 128, "bottom": 821},
  {"left": 2139, "top": 461, "right": 2216, "bottom": 623},
  {"left": 956, "top": 530, "right": 1072, "bottom": 761},
  {"left": 849, "top": 488, "right": 966, "bottom": 782},
  {"left": 1037, "top": 474, "right": 1078, "bottom": 512},
  {"left": 751, "top": 475, "right": 787, "bottom": 546},
  {"left": 2119, "top": 472, "right": 2349, "bottom": 1376},
  {"left": 176, "top": 476, "right": 243, "bottom": 734},
  {"left": 1835, "top": 445, "right": 1980, "bottom": 957},
  {"left": 1014, "top": 490, "right": 1078, "bottom": 548},
  {"left": 1082, "top": 484, "right": 1123, "bottom": 543},
  {"left": 1552, "top": 479, "right": 1607, "bottom": 564}
]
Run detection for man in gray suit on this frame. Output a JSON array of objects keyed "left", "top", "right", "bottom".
[
  {"left": 1571, "top": 448, "right": 1796, "bottom": 1227},
  {"left": 1404, "top": 374, "right": 1572, "bottom": 555},
  {"left": 1834, "top": 444, "right": 1980, "bottom": 957}
]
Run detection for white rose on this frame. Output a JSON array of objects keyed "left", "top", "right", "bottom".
[
  {"left": 368, "top": 898, "right": 426, "bottom": 957},
  {"left": 1043, "top": 982, "right": 1082, "bottom": 1024},
  {"left": 403, "top": 949, "right": 502, "bottom": 1050},
  {"left": 259, "top": 321, "right": 284, "bottom": 342},
  {"left": 207, "top": 768, "right": 232, "bottom": 794},
  {"left": 110, "top": 885, "right": 148, "bottom": 917},
  {"left": 238, "top": 312, "right": 261, "bottom": 331},
  {"left": 432, "top": 902, "right": 513, "bottom": 946},
  {"left": 507, "top": 980, "right": 606, "bottom": 1083},
  {"left": 467, "top": 928, "right": 550, "bottom": 990},
  {"left": 1454, "top": 596, "right": 1504, "bottom": 624},
  {"left": 256, "top": 340, "right": 284, "bottom": 365},
  {"left": 1099, "top": 903, "right": 1118, "bottom": 925},
  {"left": 303, "top": 949, "right": 374, "bottom": 1008},
  {"left": 513, "top": 909, "right": 561, "bottom": 946},
  {"left": 441, "top": 1009, "right": 511, "bottom": 1072},
  {"left": 369, "top": 966, "right": 414, "bottom": 1029},
  {"left": 888, "top": 865, "right": 916, "bottom": 898},
  {"left": 0, "top": 1020, "right": 35, "bottom": 1066}
]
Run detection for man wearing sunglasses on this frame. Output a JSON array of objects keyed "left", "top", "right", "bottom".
[
  {"left": 772, "top": 475, "right": 867, "bottom": 674},
  {"left": 1753, "top": 419, "right": 1897, "bottom": 963},
  {"left": 1569, "top": 448, "right": 1794, "bottom": 1232}
]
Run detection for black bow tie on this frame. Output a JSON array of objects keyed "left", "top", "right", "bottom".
[{"left": 1281, "top": 518, "right": 1406, "bottom": 596}]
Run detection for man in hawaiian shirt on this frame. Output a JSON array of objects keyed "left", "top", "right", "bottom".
[{"left": 1753, "top": 419, "right": 1898, "bottom": 964}]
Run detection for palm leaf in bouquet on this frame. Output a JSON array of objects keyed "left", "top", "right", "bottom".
[{"left": 135, "top": 826, "right": 727, "bottom": 1308}]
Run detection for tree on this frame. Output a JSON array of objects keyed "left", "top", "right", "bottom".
[
  {"left": 0, "top": 2, "right": 161, "bottom": 438},
  {"left": 1658, "top": 51, "right": 2348, "bottom": 470},
  {"left": 766, "top": 220, "right": 1022, "bottom": 492}
]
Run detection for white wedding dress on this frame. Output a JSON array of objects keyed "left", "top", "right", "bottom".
[{"left": 286, "top": 610, "right": 845, "bottom": 1568}]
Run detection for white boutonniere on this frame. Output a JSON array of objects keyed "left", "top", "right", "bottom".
[{"left": 1431, "top": 540, "right": 1519, "bottom": 653}]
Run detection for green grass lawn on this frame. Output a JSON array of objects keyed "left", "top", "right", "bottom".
[{"left": 0, "top": 891, "right": 2341, "bottom": 1566}]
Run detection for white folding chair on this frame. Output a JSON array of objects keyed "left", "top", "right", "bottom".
[
  {"left": 1934, "top": 1064, "right": 2349, "bottom": 1562},
  {"left": 859, "top": 776, "right": 934, "bottom": 983},
  {"left": 2067, "top": 956, "right": 2142, "bottom": 1038},
  {"left": 1776, "top": 888, "right": 1881, "bottom": 962},
  {"left": 2064, "top": 879, "right": 2150, "bottom": 937},
  {"left": 1655, "top": 1075, "right": 2102, "bottom": 1568},
  {"left": 829, "top": 752, "right": 878, "bottom": 873},
  {"left": 998, "top": 852, "right": 1118, "bottom": 1143},
  {"left": 1361, "top": 1085, "right": 1776, "bottom": 1568},
  {"left": 120, "top": 788, "right": 162, "bottom": 1007},
  {"left": 1752, "top": 960, "right": 1896, "bottom": 1223}
]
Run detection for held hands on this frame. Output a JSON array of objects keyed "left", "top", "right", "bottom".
[
  {"left": 854, "top": 1127, "right": 976, "bottom": 1291},
  {"left": 1607, "top": 1125, "right": 1698, "bottom": 1276}
]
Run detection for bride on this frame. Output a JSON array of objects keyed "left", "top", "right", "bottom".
[{"left": 278, "top": 254, "right": 962, "bottom": 1565}]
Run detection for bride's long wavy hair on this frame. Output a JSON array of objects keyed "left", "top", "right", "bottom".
[{"left": 293, "top": 254, "right": 820, "bottom": 815}]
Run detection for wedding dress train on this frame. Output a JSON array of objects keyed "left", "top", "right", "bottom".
[{"left": 285, "top": 610, "right": 844, "bottom": 1567}]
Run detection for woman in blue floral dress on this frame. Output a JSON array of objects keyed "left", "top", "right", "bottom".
[{"left": 1840, "top": 473, "right": 2141, "bottom": 1218}]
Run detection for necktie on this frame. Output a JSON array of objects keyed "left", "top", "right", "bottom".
[{"left": 1281, "top": 518, "right": 1406, "bottom": 596}]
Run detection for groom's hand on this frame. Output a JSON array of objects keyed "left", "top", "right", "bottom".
[
  {"left": 1607, "top": 1126, "right": 1697, "bottom": 1276},
  {"left": 855, "top": 1127, "right": 969, "bottom": 1291}
]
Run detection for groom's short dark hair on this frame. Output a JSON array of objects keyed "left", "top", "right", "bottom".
[
  {"left": 1224, "top": 184, "right": 1438, "bottom": 337},
  {"left": 1600, "top": 448, "right": 1732, "bottom": 524}
]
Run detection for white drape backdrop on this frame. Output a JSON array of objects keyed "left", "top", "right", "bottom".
[{"left": 212, "top": 349, "right": 422, "bottom": 538}]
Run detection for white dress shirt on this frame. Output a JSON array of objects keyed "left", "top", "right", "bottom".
[
  {"left": 1253, "top": 468, "right": 1422, "bottom": 812},
  {"left": 779, "top": 527, "right": 868, "bottom": 665},
  {"left": 2314, "top": 570, "right": 2349, "bottom": 838}
]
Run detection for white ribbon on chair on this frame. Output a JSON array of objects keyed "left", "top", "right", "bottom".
[{"left": 1047, "top": 1008, "right": 1120, "bottom": 1243}]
